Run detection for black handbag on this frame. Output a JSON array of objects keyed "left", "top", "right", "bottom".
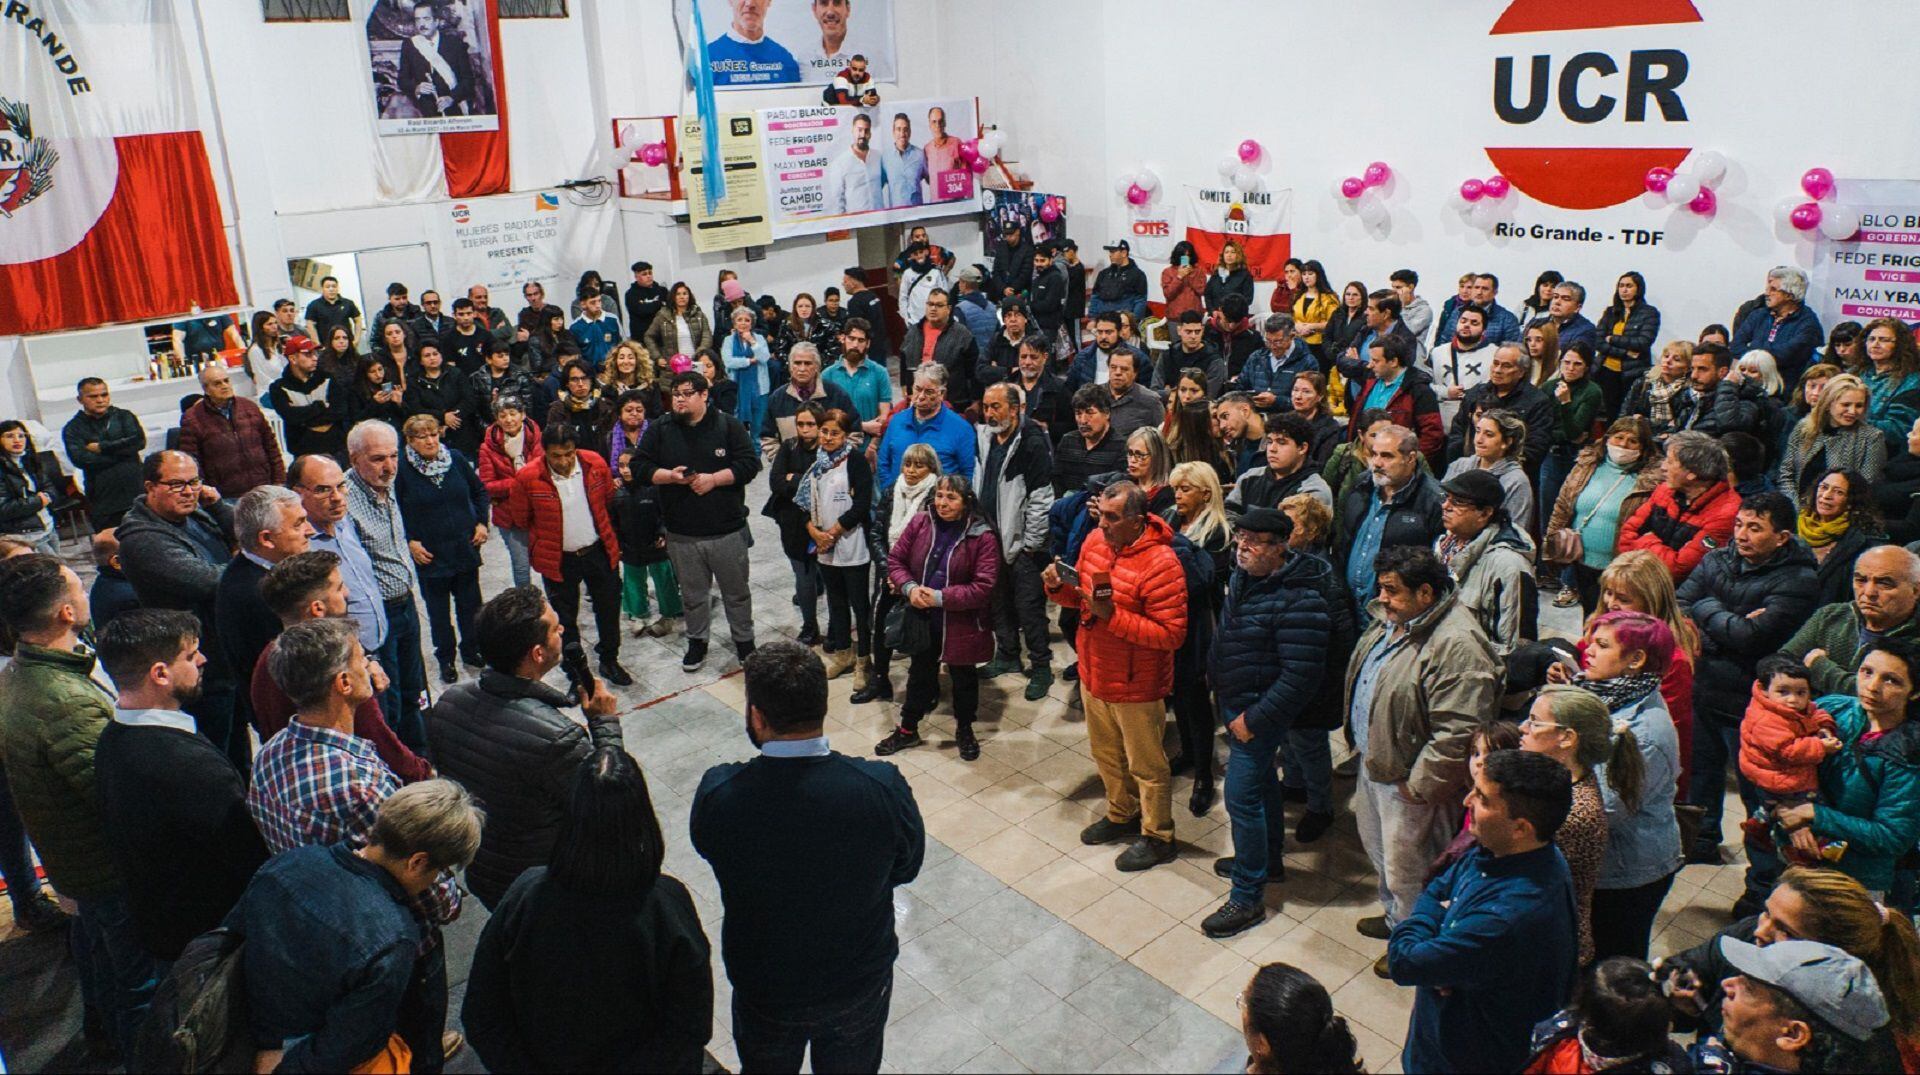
[{"left": 884, "top": 602, "right": 933, "bottom": 657}]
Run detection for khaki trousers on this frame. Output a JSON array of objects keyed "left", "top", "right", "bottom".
[{"left": 1082, "top": 690, "right": 1174, "bottom": 843}]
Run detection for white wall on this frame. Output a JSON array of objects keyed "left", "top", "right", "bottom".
[{"left": 935, "top": 0, "right": 1920, "bottom": 337}]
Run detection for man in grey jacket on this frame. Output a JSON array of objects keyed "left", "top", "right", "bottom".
[
  {"left": 975, "top": 384, "right": 1057, "bottom": 700},
  {"left": 425, "top": 586, "right": 619, "bottom": 909}
]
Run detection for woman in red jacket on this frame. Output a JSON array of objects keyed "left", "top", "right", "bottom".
[
  {"left": 1160, "top": 241, "right": 1206, "bottom": 323},
  {"left": 476, "top": 395, "right": 542, "bottom": 588},
  {"left": 874, "top": 475, "right": 1001, "bottom": 762}
]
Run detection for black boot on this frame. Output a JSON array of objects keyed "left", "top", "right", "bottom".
[
  {"left": 1188, "top": 772, "right": 1215, "bottom": 817},
  {"left": 850, "top": 673, "right": 893, "bottom": 704}
]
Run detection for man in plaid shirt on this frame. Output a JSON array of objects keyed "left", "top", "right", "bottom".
[{"left": 248, "top": 617, "right": 459, "bottom": 924}]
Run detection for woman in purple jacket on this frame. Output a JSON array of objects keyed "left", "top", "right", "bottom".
[{"left": 874, "top": 475, "right": 1001, "bottom": 762}]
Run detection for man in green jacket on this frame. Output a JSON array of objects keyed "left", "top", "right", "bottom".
[
  {"left": 0, "top": 554, "right": 156, "bottom": 1056},
  {"left": 1779, "top": 545, "right": 1920, "bottom": 697}
]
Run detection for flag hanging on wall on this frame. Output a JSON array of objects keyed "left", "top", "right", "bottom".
[
  {"left": 1183, "top": 186, "right": 1293, "bottom": 280},
  {"left": 0, "top": 0, "right": 239, "bottom": 335}
]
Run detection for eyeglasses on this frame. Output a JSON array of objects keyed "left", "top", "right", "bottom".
[
  {"left": 299, "top": 482, "right": 345, "bottom": 496},
  {"left": 670, "top": 388, "right": 701, "bottom": 399},
  {"left": 1519, "top": 716, "right": 1565, "bottom": 732},
  {"left": 1124, "top": 449, "right": 1151, "bottom": 459},
  {"left": 155, "top": 476, "right": 204, "bottom": 492}
]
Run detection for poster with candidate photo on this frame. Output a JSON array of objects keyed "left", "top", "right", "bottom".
[
  {"left": 983, "top": 190, "right": 1068, "bottom": 256},
  {"left": 757, "top": 97, "right": 978, "bottom": 241},
  {"left": 697, "top": 0, "right": 896, "bottom": 89},
  {"left": 365, "top": 0, "right": 501, "bottom": 135}
]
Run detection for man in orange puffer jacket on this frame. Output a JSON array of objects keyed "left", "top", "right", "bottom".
[{"left": 1044, "top": 481, "right": 1189, "bottom": 873}]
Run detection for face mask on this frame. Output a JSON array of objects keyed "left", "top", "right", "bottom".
[{"left": 1607, "top": 445, "right": 1640, "bottom": 467}]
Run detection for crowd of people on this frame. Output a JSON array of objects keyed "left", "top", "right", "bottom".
[{"left": 4, "top": 234, "right": 1920, "bottom": 1074}]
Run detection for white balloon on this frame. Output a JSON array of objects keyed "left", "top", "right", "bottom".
[
  {"left": 1221, "top": 157, "right": 1242, "bottom": 181},
  {"left": 978, "top": 132, "right": 1003, "bottom": 158},
  {"left": 1233, "top": 168, "right": 1261, "bottom": 194},
  {"left": 1113, "top": 172, "right": 1136, "bottom": 197},
  {"left": 1357, "top": 193, "right": 1388, "bottom": 227},
  {"left": 1665, "top": 175, "right": 1701, "bottom": 206},
  {"left": 1447, "top": 189, "right": 1471, "bottom": 212},
  {"left": 1774, "top": 197, "right": 1805, "bottom": 230},
  {"left": 1820, "top": 207, "right": 1861, "bottom": 241},
  {"left": 1136, "top": 170, "right": 1160, "bottom": 193},
  {"left": 1689, "top": 150, "right": 1728, "bottom": 186},
  {"left": 1468, "top": 200, "right": 1498, "bottom": 231}
]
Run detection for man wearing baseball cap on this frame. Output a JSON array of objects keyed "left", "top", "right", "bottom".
[
  {"left": 1089, "top": 239, "right": 1148, "bottom": 322},
  {"left": 1435, "top": 467, "right": 1537, "bottom": 658},
  {"left": 1698, "top": 937, "right": 1898, "bottom": 1072}
]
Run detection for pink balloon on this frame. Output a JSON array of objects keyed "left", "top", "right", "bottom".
[
  {"left": 1802, "top": 167, "right": 1836, "bottom": 202},
  {"left": 957, "top": 140, "right": 979, "bottom": 163},
  {"left": 1039, "top": 200, "right": 1060, "bottom": 222},
  {"left": 1689, "top": 187, "right": 1717, "bottom": 216},
  {"left": 1643, "top": 167, "right": 1674, "bottom": 194},
  {"left": 970, "top": 156, "right": 991, "bottom": 175},
  {"left": 1125, "top": 183, "right": 1148, "bottom": 205},
  {"left": 1339, "top": 176, "right": 1366, "bottom": 200},
  {"left": 640, "top": 143, "right": 667, "bottom": 167},
  {"left": 1363, "top": 161, "right": 1391, "bottom": 187},
  {"left": 1789, "top": 202, "right": 1823, "bottom": 231},
  {"left": 1483, "top": 174, "right": 1512, "bottom": 199},
  {"left": 1460, "top": 179, "right": 1486, "bottom": 202},
  {"left": 1237, "top": 139, "right": 1262, "bottom": 164}
]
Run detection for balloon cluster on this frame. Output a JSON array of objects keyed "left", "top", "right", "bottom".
[
  {"left": 1775, "top": 168, "right": 1859, "bottom": 241},
  {"left": 1037, "top": 195, "right": 1063, "bottom": 223},
  {"left": 1215, "top": 139, "right": 1270, "bottom": 194},
  {"left": 1644, "top": 150, "right": 1726, "bottom": 217},
  {"left": 634, "top": 141, "right": 669, "bottom": 168},
  {"left": 956, "top": 131, "right": 999, "bottom": 176},
  {"left": 1333, "top": 161, "right": 1392, "bottom": 228},
  {"left": 1114, "top": 167, "right": 1162, "bottom": 207},
  {"left": 1449, "top": 173, "right": 1513, "bottom": 231}
]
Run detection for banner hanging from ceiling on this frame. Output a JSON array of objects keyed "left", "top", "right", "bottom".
[
  {"left": 693, "top": 0, "right": 897, "bottom": 89},
  {"left": 434, "top": 190, "right": 566, "bottom": 298},
  {"left": 0, "top": 0, "right": 238, "bottom": 335},
  {"left": 1184, "top": 186, "right": 1294, "bottom": 280},
  {"left": 680, "top": 112, "right": 773, "bottom": 253},
  {"left": 757, "top": 96, "right": 979, "bottom": 242},
  {"left": 367, "top": 0, "right": 501, "bottom": 136}
]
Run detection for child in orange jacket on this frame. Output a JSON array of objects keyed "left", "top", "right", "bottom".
[{"left": 1738, "top": 656, "right": 1845, "bottom": 864}]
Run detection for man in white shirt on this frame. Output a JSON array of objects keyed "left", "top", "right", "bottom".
[
  {"left": 877, "top": 112, "right": 927, "bottom": 207},
  {"left": 506, "top": 421, "right": 632, "bottom": 686},
  {"left": 823, "top": 112, "right": 881, "bottom": 215}
]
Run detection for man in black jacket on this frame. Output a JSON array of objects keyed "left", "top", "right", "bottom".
[
  {"left": 62, "top": 378, "right": 147, "bottom": 528},
  {"left": 1339, "top": 426, "right": 1445, "bottom": 614},
  {"left": 215, "top": 485, "right": 313, "bottom": 750},
  {"left": 426, "top": 586, "right": 620, "bottom": 908},
  {"left": 270, "top": 336, "right": 346, "bottom": 460},
  {"left": 631, "top": 371, "right": 763, "bottom": 673},
  {"left": 624, "top": 261, "right": 669, "bottom": 344},
  {"left": 899, "top": 288, "right": 982, "bottom": 412},
  {"left": 1446, "top": 344, "right": 1553, "bottom": 475},
  {"left": 1674, "top": 491, "right": 1821, "bottom": 883},
  {"left": 842, "top": 267, "right": 889, "bottom": 366},
  {"left": 976, "top": 385, "right": 1057, "bottom": 701},
  {"left": 989, "top": 221, "right": 1034, "bottom": 299},
  {"left": 1058, "top": 239, "right": 1088, "bottom": 345},
  {"left": 1089, "top": 239, "right": 1149, "bottom": 321},
  {"left": 692, "top": 642, "right": 923, "bottom": 1074},
  {"left": 1052, "top": 385, "right": 1128, "bottom": 498},
  {"left": 1029, "top": 244, "right": 1069, "bottom": 341},
  {"left": 94, "top": 609, "right": 268, "bottom": 961}
]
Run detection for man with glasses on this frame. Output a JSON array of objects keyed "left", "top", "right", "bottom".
[
  {"left": 290, "top": 454, "right": 393, "bottom": 714},
  {"left": 1201, "top": 508, "right": 1331, "bottom": 938},
  {"left": 874, "top": 365, "right": 974, "bottom": 489},
  {"left": 411, "top": 290, "right": 448, "bottom": 339},
  {"left": 1732, "top": 266, "right": 1824, "bottom": 386},
  {"left": 116, "top": 451, "right": 245, "bottom": 768},
  {"left": 631, "top": 371, "right": 762, "bottom": 673},
  {"left": 342, "top": 422, "right": 432, "bottom": 750},
  {"left": 178, "top": 361, "right": 286, "bottom": 499},
  {"left": 1528, "top": 280, "right": 1597, "bottom": 352}
]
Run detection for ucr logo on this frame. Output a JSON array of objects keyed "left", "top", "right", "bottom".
[
  {"left": 1487, "top": 0, "right": 1700, "bottom": 210},
  {"left": 1224, "top": 204, "right": 1250, "bottom": 236},
  {"left": 0, "top": 97, "right": 58, "bottom": 219},
  {"left": 450, "top": 204, "right": 471, "bottom": 223}
]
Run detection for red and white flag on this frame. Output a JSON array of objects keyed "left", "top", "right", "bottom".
[
  {"left": 1184, "top": 186, "right": 1293, "bottom": 279},
  {"left": 0, "top": 0, "right": 239, "bottom": 335}
]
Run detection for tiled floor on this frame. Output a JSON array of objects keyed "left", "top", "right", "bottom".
[{"left": 0, "top": 497, "right": 1760, "bottom": 1074}]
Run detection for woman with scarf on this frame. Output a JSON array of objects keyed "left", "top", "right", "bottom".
[
  {"left": 762, "top": 402, "right": 825, "bottom": 645},
  {"left": 851, "top": 443, "right": 940, "bottom": 706},
  {"left": 547, "top": 359, "right": 613, "bottom": 452},
  {"left": 1623, "top": 340, "right": 1693, "bottom": 441},
  {"left": 1549, "top": 611, "right": 1684, "bottom": 962},
  {"left": 1546, "top": 416, "right": 1663, "bottom": 612},
  {"left": 607, "top": 389, "right": 680, "bottom": 637},
  {"left": 395, "top": 414, "right": 489, "bottom": 684},
  {"left": 802, "top": 409, "right": 875, "bottom": 688},
  {"left": 721, "top": 307, "right": 771, "bottom": 444},
  {"left": 874, "top": 475, "right": 1001, "bottom": 762},
  {"left": 1800, "top": 468, "right": 1889, "bottom": 606},
  {"left": 0, "top": 422, "right": 62, "bottom": 557},
  {"left": 477, "top": 396, "right": 541, "bottom": 589}
]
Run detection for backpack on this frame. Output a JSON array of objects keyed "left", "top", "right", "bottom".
[{"left": 132, "top": 927, "right": 255, "bottom": 1074}]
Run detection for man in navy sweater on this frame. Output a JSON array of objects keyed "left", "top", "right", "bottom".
[
  {"left": 1388, "top": 748, "right": 1577, "bottom": 1074},
  {"left": 691, "top": 641, "right": 924, "bottom": 1073}
]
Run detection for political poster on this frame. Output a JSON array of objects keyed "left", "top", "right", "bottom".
[
  {"left": 435, "top": 191, "right": 564, "bottom": 296},
  {"left": 758, "top": 97, "right": 978, "bottom": 241},
  {"left": 1809, "top": 179, "right": 1920, "bottom": 329},
  {"left": 695, "top": 0, "right": 897, "bottom": 89},
  {"left": 982, "top": 190, "right": 1067, "bottom": 255},
  {"left": 680, "top": 112, "right": 773, "bottom": 253},
  {"left": 1184, "top": 186, "right": 1293, "bottom": 279},
  {"left": 365, "top": 0, "right": 501, "bottom": 135}
]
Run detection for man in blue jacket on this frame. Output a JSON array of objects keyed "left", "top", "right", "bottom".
[
  {"left": 874, "top": 365, "right": 975, "bottom": 489},
  {"left": 1528, "top": 279, "right": 1597, "bottom": 352},
  {"left": 1202, "top": 508, "right": 1330, "bottom": 939},
  {"left": 1233, "top": 313, "right": 1318, "bottom": 414},
  {"left": 1389, "top": 748, "right": 1577, "bottom": 1074},
  {"left": 1732, "top": 266, "right": 1824, "bottom": 387}
]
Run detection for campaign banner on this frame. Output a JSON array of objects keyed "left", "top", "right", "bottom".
[
  {"left": 681, "top": 112, "right": 773, "bottom": 253},
  {"left": 1809, "top": 179, "right": 1920, "bottom": 328},
  {"left": 757, "top": 97, "right": 978, "bottom": 241},
  {"left": 367, "top": 0, "right": 501, "bottom": 135},
  {"left": 695, "top": 0, "right": 897, "bottom": 89},
  {"left": 982, "top": 190, "right": 1067, "bottom": 255},
  {"left": 1184, "top": 186, "right": 1293, "bottom": 279},
  {"left": 435, "top": 191, "right": 564, "bottom": 296}
]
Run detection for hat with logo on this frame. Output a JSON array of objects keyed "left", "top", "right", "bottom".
[
  {"left": 1057, "top": 238, "right": 1078, "bottom": 252},
  {"left": 283, "top": 334, "right": 318, "bottom": 355},
  {"left": 1236, "top": 508, "right": 1295, "bottom": 539},
  {"left": 1440, "top": 469, "right": 1505, "bottom": 511},
  {"left": 1720, "top": 938, "right": 1891, "bottom": 1042},
  {"left": 1102, "top": 239, "right": 1130, "bottom": 253}
]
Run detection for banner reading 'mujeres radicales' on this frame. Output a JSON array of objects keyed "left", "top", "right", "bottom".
[{"left": 758, "top": 97, "right": 979, "bottom": 242}]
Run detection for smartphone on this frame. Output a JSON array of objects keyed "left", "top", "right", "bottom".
[
  {"left": 1053, "top": 558, "right": 1081, "bottom": 588},
  {"left": 1179, "top": 255, "right": 1192, "bottom": 267}
]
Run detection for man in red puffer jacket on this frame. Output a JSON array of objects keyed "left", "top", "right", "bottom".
[
  {"left": 505, "top": 419, "right": 631, "bottom": 686},
  {"left": 1044, "top": 480, "right": 1188, "bottom": 873}
]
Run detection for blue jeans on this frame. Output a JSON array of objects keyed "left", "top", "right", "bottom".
[
  {"left": 498, "top": 526, "right": 531, "bottom": 588},
  {"left": 1224, "top": 724, "right": 1289, "bottom": 905},
  {"left": 1280, "top": 726, "right": 1333, "bottom": 814},
  {"left": 732, "top": 971, "right": 892, "bottom": 1074},
  {"left": 1689, "top": 714, "right": 1757, "bottom": 851},
  {"left": 71, "top": 891, "right": 158, "bottom": 1058},
  {"left": 0, "top": 763, "right": 42, "bottom": 913},
  {"left": 378, "top": 598, "right": 430, "bottom": 754},
  {"left": 1538, "top": 443, "right": 1577, "bottom": 532}
]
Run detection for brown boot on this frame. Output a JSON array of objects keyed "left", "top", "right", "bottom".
[
  {"left": 823, "top": 648, "right": 855, "bottom": 680},
  {"left": 852, "top": 657, "right": 872, "bottom": 691}
]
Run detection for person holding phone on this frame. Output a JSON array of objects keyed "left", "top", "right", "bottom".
[{"left": 1161, "top": 240, "right": 1206, "bottom": 323}]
